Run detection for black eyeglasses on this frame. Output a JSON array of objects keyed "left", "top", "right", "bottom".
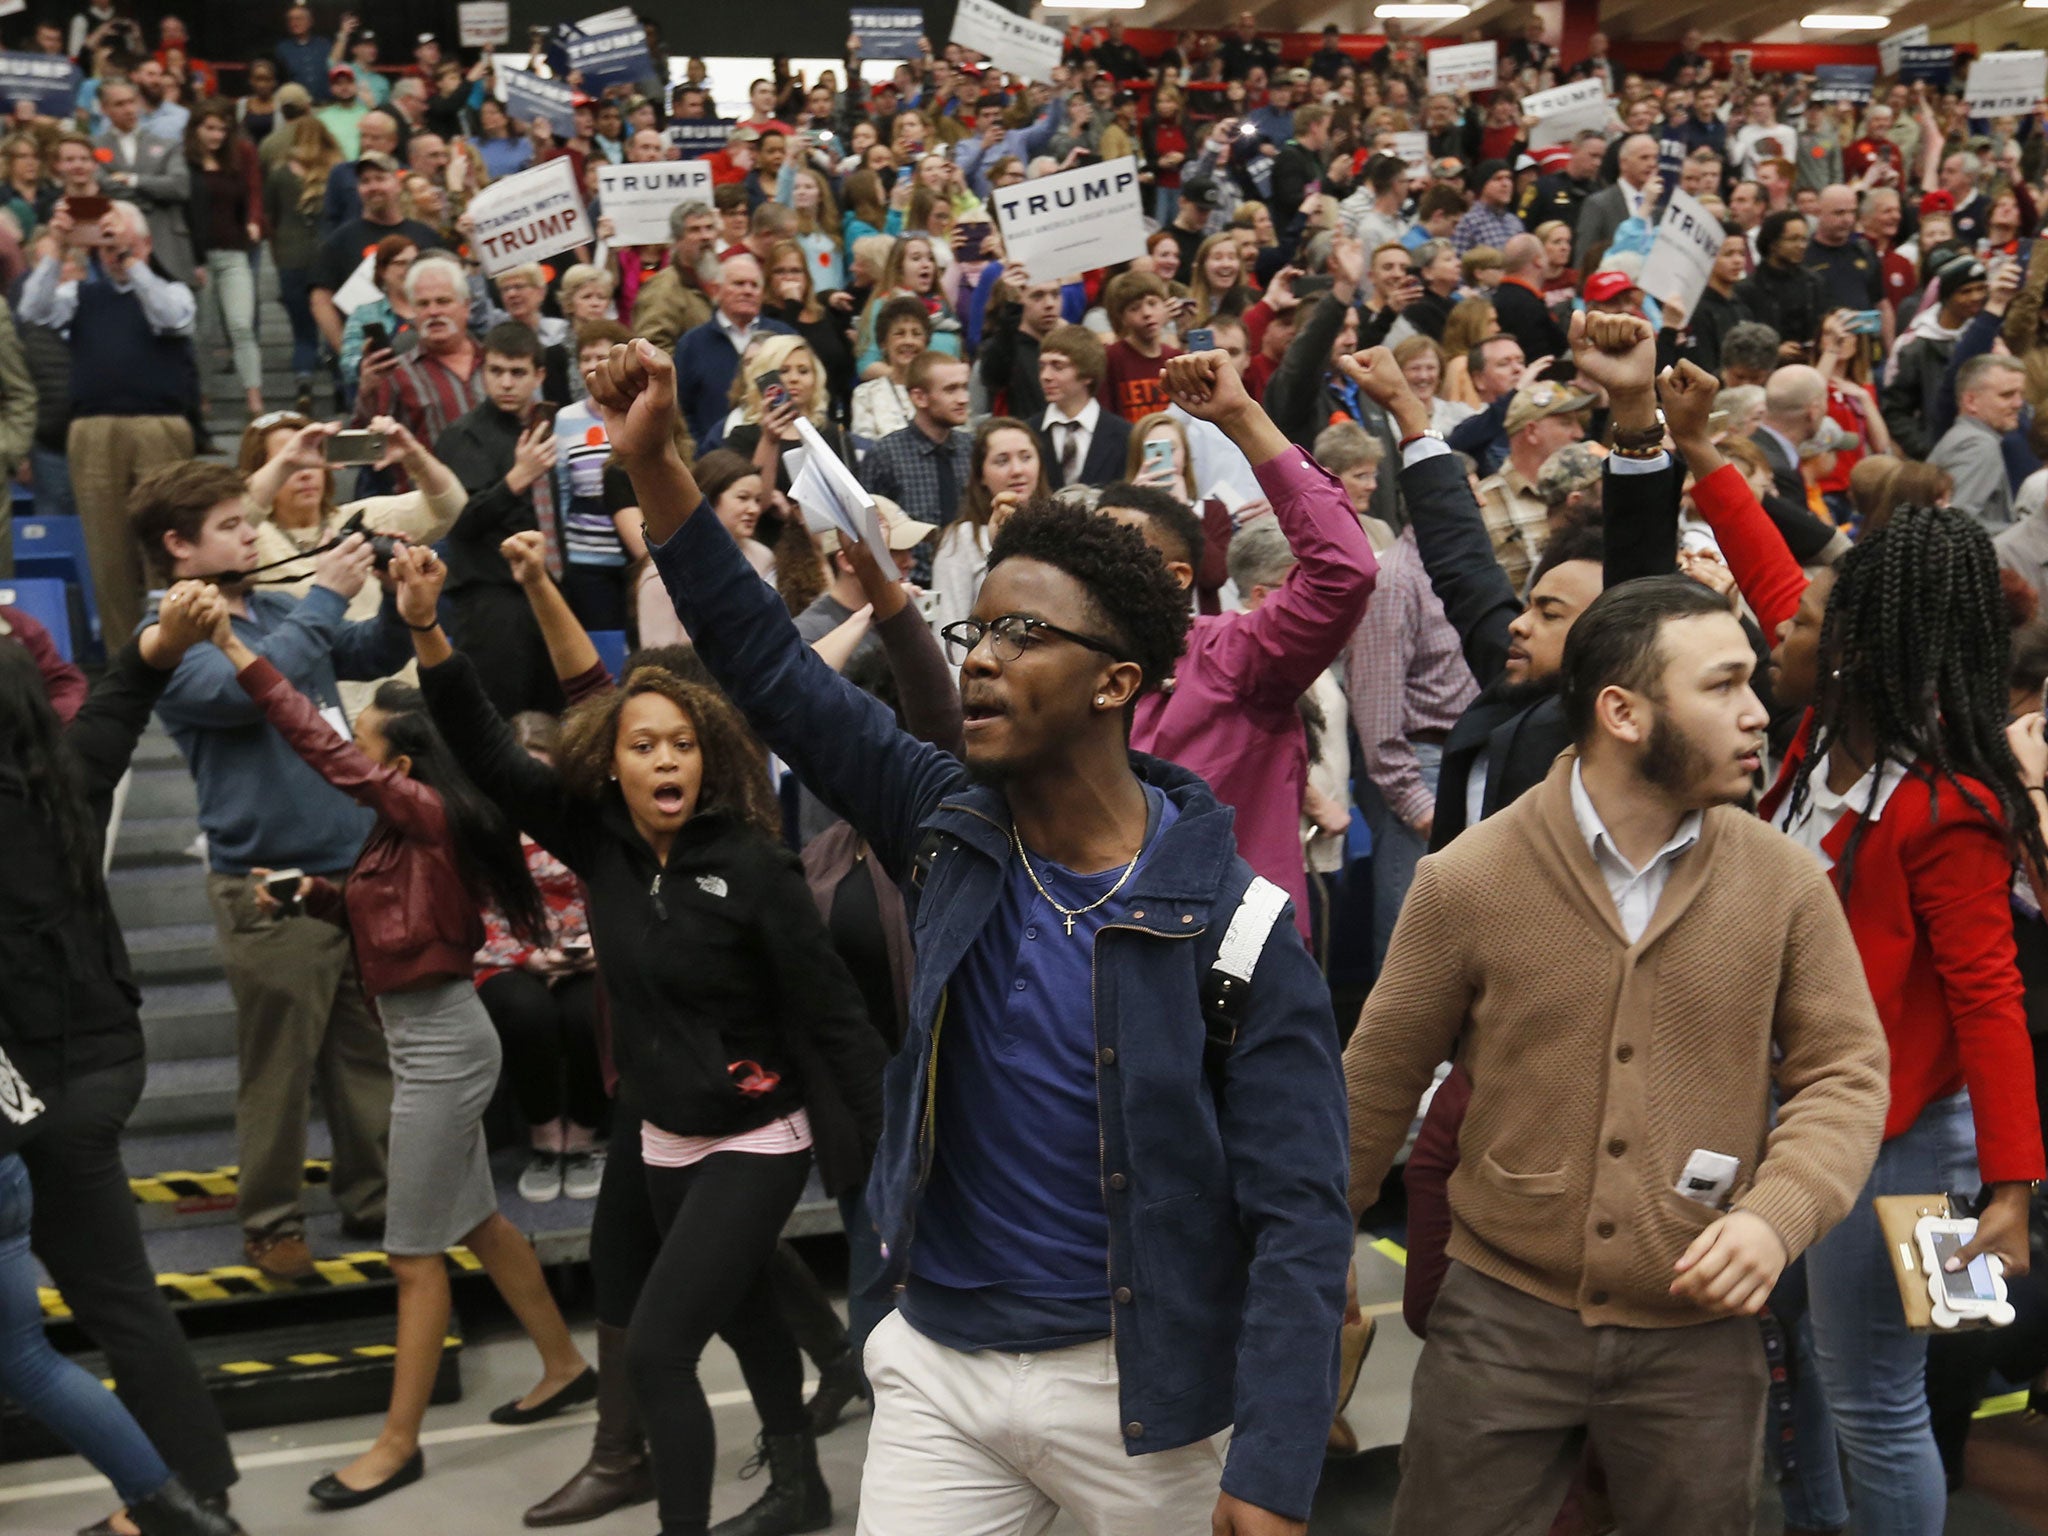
[{"left": 940, "top": 615, "right": 1127, "bottom": 665}]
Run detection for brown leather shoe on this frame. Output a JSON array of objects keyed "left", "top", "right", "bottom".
[
  {"left": 524, "top": 1324, "right": 653, "bottom": 1527},
  {"left": 245, "top": 1231, "right": 317, "bottom": 1281}
]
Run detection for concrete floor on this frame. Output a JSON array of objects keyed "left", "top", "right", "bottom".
[{"left": 2, "top": 1234, "right": 2045, "bottom": 1535}]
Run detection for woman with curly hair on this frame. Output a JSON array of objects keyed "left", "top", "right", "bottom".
[{"left": 409, "top": 538, "right": 885, "bottom": 1536}]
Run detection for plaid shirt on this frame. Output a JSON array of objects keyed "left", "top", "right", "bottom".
[
  {"left": 860, "top": 422, "right": 971, "bottom": 585},
  {"left": 1452, "top": 203, "right": 1525, "bottom": 256},
  {"left": 1345, "top": 527, "right": 1480, "bottom": 826},
  {"left": 352, "top": 338, "right": 488, "bottom": 491},
  {"left": 1475, "top": 461, "right": 1550, "bottom": 596}
]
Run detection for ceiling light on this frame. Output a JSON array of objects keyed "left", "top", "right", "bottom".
[
  {"left": 1376, "top": 4, "right": 1471, "bottom": 16},
  {"left": 1799, "top": 13, "right": 1891, "bottom": 26}
]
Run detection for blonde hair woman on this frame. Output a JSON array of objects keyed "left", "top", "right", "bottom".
[
  {"left": 723, "top": 334, "right": 858, "bottom": 522},
  {"left": 558, "top": 263, "right": 616, "bottom": 324},
  {"left": 1188, "top": 231, "right": 1253, "bottom": 327}
]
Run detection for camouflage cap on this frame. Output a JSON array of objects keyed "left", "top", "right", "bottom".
[
  {"left": 1504, "top": 378, "right": 1597, "bottom": 437},
  {"left": 1533, "top": 441, "right": 1605, "bottom": 507}
]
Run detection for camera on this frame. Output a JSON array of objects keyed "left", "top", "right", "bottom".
[{"left": 336, "top": 510, "right": 403, "bottom": 572}]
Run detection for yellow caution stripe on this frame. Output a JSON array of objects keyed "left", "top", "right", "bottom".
[
  {"left": 209, "top": 1337, "right": 461, "bottom": 1379},
  {"left": 42, "top": 1249, "right": 480, "bottom": 1319},
  {"left": 129, "top": 1159, "right": 332, "bottom": 1207}
]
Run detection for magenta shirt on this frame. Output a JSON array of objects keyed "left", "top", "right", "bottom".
[{"left": 1131, "top": 447, "right": 1378, "bottom": 938}]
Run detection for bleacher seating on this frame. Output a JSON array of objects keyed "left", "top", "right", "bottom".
[
  {"left": 0, "top": 576, "right": 76, "bottom": 661},
  {"left": 14, "top": 515, "right": 101, "bottom": 649}
]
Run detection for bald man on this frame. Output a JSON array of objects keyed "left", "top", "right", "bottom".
[
  {"left": 1802, "top": 183, "right": 1883, "bottom": 317},
  {"left": 1491, "top": 232, "right": 1568, "bottom": 361},
  {"left": 1753, "top": 364, "right": 1828, "bottom": 507}
]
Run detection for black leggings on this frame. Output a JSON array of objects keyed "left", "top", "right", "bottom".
[
  {"left": 477, "top": 970, "right": 607, "bottom": 1130},
  {"left": 18, "top": 1058, "right": 237, "bottom": 1497},
  {"left": 590, "top": 1114, "right": 660, "bottom": 1327},
  {"left": 627, "top": 1147, "right": 813, "bottom": 1536}
]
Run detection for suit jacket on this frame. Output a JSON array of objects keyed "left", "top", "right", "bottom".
[
  {"left": 1571, "top": 183, "right": 1631, "bottom": 271},
  {"left": 1398, "top": 448, "right": 1678, "bottom": 851},
  {"left": 96, "top": 129, "right": 193, "bottom": 284},
  {"left": 1750, "top": 425, "right": 1806, "bottom": 507},
  {"left": 1035, "top": 407, "right": 1131, "bottom": 489},
  {"left": 672, "top": 314, "right": 797, "bottom": 447}
]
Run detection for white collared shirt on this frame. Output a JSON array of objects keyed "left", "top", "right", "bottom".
[
  {"left": 1775, "top": 757, "right": 1904, "bottom": 871},
  {"left": 1042, "top": 395, "right": 1100, "bottom": 480},
  {"left": 113, "top": 128, "right": 139, "bottom": 168},
  {"left": 717, "top": 310, "right": 761, "bottom": 355},
  {"left": 1569, "top": 760, "right": 1703, "bottom": 943}
]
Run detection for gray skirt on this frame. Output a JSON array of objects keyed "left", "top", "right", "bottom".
[{"left": 375, "top": 979, "right": 503, "bottom": 1257}]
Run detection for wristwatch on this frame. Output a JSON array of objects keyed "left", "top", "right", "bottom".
[{"left": 1609, "top": 409, "right": 1667, "bottom": 457}]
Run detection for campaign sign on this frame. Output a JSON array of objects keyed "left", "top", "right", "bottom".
[
  {"left": 1522, "top": 77, "right": 1610, "bottom": 149},
  {"left": 852, "top": 8, "right": 923, "bottom": 62},
  {"left": 0, "top": 52, "right": 80, "bottom": 115},
  {"left": 988, "top": 155, "right": 1146, "bottom": 279},
  {"left": 1427, "top": 41, "right": 1499, "bottom": 97},
  {"left": 1638, "top": 188, "right": 1724, "bottom": 319},
  {"left": 1392, "top": 130, "right": 1429, "bottom": 175},
  {"left": 1965, "top": 51, "right": 2047, "bottom": 117},
  {"left": 949, "top": 0, "right": 1062, "bottom": 83},
  {"left": 1900, "top": 46, "right": 1956, "bottom": 86},
  {"left": 598, "top": 161, "right": 713, "bottom": 246},
  {"left": 1879, "top": 24, "right": 1928, "bottom": 78},
  {"left": 1811, "top": 64, "right": 1876, "bottom": 104},
  {"left": 458, "top": 1, "right": 510, "bottom": 47},
  {"left": 468, "top": 157, "right": 593, "bottom": 277},
  {"left": 667, "top": 120, "right": 734, "bottom": 158},
  {"left": 501, "top": 68, "right": 579, "bottom": 138},
  {"left": 559, "top": 9, "right": 656, "bottom": 92}
]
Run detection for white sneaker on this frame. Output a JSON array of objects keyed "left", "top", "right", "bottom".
[
  {"left": 518, "top": 1152, "right": 564, "bottom": 1204},
  {"left": 561, "top": 1149, "right": 606, "bottom": 1201}
]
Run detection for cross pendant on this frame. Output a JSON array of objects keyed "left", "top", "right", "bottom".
[{"left": 1063, "top": 912, "right": 1076, "bottom": 936}]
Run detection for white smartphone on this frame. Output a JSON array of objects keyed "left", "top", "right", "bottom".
[{"left": 1915, "top": 1215, "right": 2014, "bottom": 1327}]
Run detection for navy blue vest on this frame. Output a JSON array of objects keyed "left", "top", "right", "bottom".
[{"left": 68, "top": 269, "right": 199, "bottom": 419}]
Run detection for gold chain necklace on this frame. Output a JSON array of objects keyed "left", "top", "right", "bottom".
[{"left": 1011, "top": 824, "right": 1143, "bottom": 936}]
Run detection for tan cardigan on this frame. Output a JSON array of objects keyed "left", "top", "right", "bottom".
[{"left": 1346, "top": 752, "right": 1890, "bottom": 1328}]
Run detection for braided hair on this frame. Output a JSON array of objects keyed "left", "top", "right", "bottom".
[{"left": 1782, "top": 504, "right": 2048, "bottom": 891}]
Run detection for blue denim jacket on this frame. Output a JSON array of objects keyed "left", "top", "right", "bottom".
[{"left": 652, "top": 510, "right": 1352, "bottom": 1521}]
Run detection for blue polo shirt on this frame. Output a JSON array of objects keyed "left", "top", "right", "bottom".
[{"left": 903, "top": 786, "right": 1176, "bottom": 1353}]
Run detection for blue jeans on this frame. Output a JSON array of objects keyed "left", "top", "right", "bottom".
[
  {"left": 839, "top": 1183, "right": 891, "bottom": 1394},
  {"left": 0, "top": 1153, "right": 174, "bottom": 1505},
  {"left": 1155, "top": 187, "right": 1181, "bottom": 227},
  {"left": 1806, "top": 1089, "right": 1982, "bottom": 1536},
  {"left": 1364, "top": 740, "right": 1442, "bottom": 972},
  {"left": 274, "top": 265, "right": 321, "bottom": 379},
  {"left": 30, "top": 444, "right": 74, "bottom": 519}
]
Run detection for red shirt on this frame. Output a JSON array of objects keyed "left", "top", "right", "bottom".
[{"left": 1098, "top": 337, "right": 1183, "bottom": 421}]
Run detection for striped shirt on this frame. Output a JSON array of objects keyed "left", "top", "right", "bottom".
[
  {"left": 352, "top": 338, "right": 487, "bottom": 491},
  {"left": 551, "top": 400, "right": 627, "bottom": 568},
  {"left": 1345, "top": 526, "right": 1480, "bottom": 826}
]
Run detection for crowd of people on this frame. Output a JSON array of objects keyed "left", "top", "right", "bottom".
[{"left": 8, "top": 5, "right": 2048, "bottom": 1536}]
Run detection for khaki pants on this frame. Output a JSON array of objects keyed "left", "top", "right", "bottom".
[
  {"left": 66, "top": 414, "right": 193, "bottom": 647},
  {"left": 206, "top": 871, "right": 392, "bottom": 1239},
  {"left": 855, "top": 1310, "right": 1230, "bottom": 1536},
  {"left": 1392, "top": 1263, "right": 1766, "bottom": 1536}
]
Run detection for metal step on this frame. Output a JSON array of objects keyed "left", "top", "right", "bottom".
[
  {"left": 0, "top": 1317, "right": 466, "bottom": 1464},
  {"left": 132, "top": 727, "right": 184, "bottom": 768},
  {"left": 123, "top": 763, "right": 199, "bottom": 819},
  {"left": 108, "top": 862, "right": 213, "bottom": 933},
  {"left": 139, "top": 978, "right": 238, "bottom": 1063},
  {"left": 130, "top": 1055, "right": 238, "bottom": 1134},
  {"left": 111, "top": 813, "right": 208, "bottom": 867},
  {"left": 126, "top": 922, "right": 223, "bottom": 984}
]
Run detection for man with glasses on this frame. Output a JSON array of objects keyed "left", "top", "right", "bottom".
[{"left": 581, "top": 335, "right": 1353, "bottom": 1536}]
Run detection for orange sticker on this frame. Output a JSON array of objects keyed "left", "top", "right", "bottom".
[
  {"left": 585, "top": 425, "right": 605, "bottom": 446},
  {"left": 93, "top": 146, "right": 112, "bottom": 163}
]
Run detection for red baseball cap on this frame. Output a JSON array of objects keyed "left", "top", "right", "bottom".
[
  {"left": 1919, "top": 190, "right": 1955, "bottom": 216},
  {"left": 1531, "top": 144, "right": 1572, "bottom": 175},
  {"left": 1583, "top": 269, "right": 1637, "bottom": 304}
]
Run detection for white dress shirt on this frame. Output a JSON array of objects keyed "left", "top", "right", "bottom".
[
  {"left": 1042, "top": 395, "right": 1101, "bottom": 483},
  {"left": 1569, "top": 760, "right": 1702, "bottom": 944},
  {"left": 1775, "top": 757, "right": 1903, "bottom": 872}
]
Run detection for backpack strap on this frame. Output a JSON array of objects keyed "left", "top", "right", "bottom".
[{"left": 1201, "top": 875, "right": 1290, "bottom": 1075}]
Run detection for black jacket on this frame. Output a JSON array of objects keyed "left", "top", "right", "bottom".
[
  {"left": 1263, "top": 292, "right": 1402, "bottom": 530},
  {"left": 1491, "top": 278, "right": 1568, "bottom": 364},
  {"left": 434, "top": 400, "right": 545, "bottom": 594},
  {"left": 1035, "top": 407, "right": 1130, "bottom": 489},
  {"left": 1528, "top": 172, "right": 1597, "bottom": 233},
  {"left": 976, "top": 299, "right": 1047, "bottom": 421},
  {"left": 418, "top": 651, "right": 886, "bottom": 1195},
  {"left": 1880, "top": 330, "right": 1957, "bottom": 461},
  {"left": 1734, "top": 261, "right": 1826, "bottom": 349},
  {"left": 1269, "top": 140, "right": 1324, "bottom": 242},
  {"left": 1399, "top": 450, "right": 1677, "bottom": 851},
  {"left": 1678, "top": 286, "right": 1750, "bottom": 378},
  {"left": 0, "top": 640, "right": 169, "bottom": 1154}
]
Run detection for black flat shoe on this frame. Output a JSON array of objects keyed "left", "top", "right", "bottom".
[
  {"left": 490, "top": 1367, "right": 599, "bottom": 1425},
  {"left": 308, "top": 1450, "right": 423, "bottom": 1510}
]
